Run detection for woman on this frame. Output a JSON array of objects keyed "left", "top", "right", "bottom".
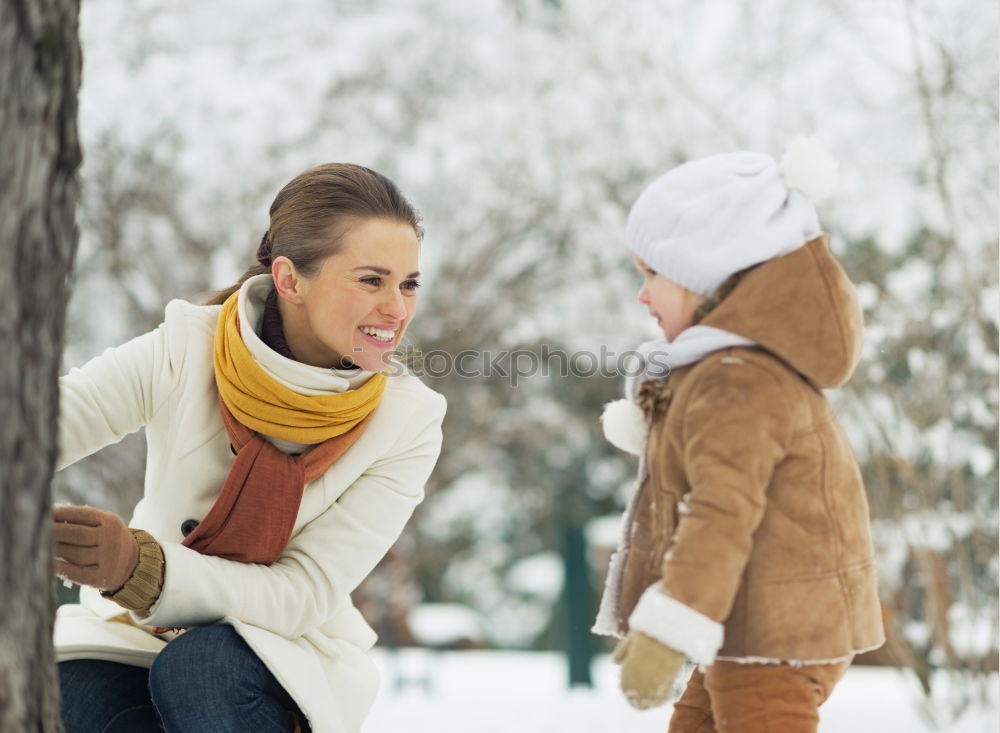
[{"left": 53, "top": 163, "right": 446, "bottom": 733}]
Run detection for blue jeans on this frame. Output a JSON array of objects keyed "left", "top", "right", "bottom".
[{"left": 60, "top": 624, "right": 308, "bottom": 733}]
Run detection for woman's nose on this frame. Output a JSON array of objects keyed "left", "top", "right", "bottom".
[{"left": 380, "top": 289, "right": 408, "bottom": 320}]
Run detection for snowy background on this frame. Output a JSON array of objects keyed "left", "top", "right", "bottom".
[
  {"left": 363, "top": 650, "right": 998, "bottom": 733},
  {"left": 60, "top": 0, "right": 998, "bottom": 729}
]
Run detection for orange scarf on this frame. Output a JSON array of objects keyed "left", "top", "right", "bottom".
[
  {"left": 184, "top": 290, "right": 385, "bottom": 564},
  {"left": 180, "top": 394, "right": 372, "bottom": 564}
]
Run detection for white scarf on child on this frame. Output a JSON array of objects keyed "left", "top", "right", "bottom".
[{"left": 624, "top": 325, "right": 756, "bottom": 400}]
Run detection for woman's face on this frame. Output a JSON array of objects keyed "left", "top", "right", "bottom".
[
  {"left": 275, "top": 218, "right": 421, "bottom": 371},
  {"left": 633, "top": 256, "right": 705, "bottom": 342}
]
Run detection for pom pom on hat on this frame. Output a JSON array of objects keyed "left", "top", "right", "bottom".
[
  {"left": 780, "top": 136, "right": 838, "bottom": 201},
  {"left": 601, "top": 399, "right": 647, "bottom": 456}
]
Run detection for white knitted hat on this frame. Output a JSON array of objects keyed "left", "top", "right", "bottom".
[{"left": 625, "top": 138, "right": 837, "bottom": 296}]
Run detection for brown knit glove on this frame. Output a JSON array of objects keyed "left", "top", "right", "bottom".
[
  {"left": 53, "top": 505, "right": 139, "bottom": 592},
  {"left": 613, "top": 631, "right": 686, "bottom": 710}
]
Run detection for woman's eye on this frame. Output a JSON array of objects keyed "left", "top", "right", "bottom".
[
  {"left": 402, "top": 280, "right": 421, "bottom": 292},
  {"left": 361, "top": 276, "right": 381, "bottom": 287}
]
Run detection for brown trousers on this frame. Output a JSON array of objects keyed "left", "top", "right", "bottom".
[{"left": 667, "top": 659, "right": 851, "bottom": 733}]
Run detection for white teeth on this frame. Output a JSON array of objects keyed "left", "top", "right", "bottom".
[{"left": 360, "top": 326, "right": 395, "bottom": 342}]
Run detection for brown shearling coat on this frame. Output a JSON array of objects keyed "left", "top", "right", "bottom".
[{"left": 618, "top": 236, "right": 885, "bottom": 663}]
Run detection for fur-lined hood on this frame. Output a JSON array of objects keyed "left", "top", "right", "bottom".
[{"left": 701, "top": 235, "right": 863, "bottom": 389}]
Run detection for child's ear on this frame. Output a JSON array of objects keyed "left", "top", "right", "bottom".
[{"left": 271, "top": 256, "right": 306, "bottom": 304}]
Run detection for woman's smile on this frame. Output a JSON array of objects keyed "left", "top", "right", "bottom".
[{"left": 358, "top": 325, "right": 398, "bottom": 347}]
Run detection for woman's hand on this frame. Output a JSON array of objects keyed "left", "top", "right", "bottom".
[
  {"left": 53, "top": 505, "right": 138, "bottom": 592},
  {"left": 613, "top": 631, "right": 686, "bottom": 709}
]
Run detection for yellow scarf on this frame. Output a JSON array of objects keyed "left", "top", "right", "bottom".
[{"left": 213, "top": 290, "right": 386, "bottom": 444}]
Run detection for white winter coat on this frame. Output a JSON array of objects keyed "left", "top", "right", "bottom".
[{"left": 53, "top": 275, "right": 446, "bottom": 733}]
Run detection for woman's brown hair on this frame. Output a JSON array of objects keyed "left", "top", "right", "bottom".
[{"left": 206, "top": 163, "right": 422, "bottom": 305}]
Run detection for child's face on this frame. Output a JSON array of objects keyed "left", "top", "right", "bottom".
[{"left": 633, "top": 256, "right": 706, "bottom": 342}]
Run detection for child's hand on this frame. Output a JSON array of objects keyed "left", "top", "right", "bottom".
[{"left": 613, "top": 631, "right": 685, "bottom": 709}]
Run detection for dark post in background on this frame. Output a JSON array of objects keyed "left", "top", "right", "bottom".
[{"left": 561, "top": 522, "right": 594, "bottom": 687}]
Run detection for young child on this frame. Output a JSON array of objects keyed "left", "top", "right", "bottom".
[{"left": 595, "top": 140, "right": 885, "bottom": 733}]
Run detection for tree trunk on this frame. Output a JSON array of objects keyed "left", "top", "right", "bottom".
[{"left": 0, "top": 0, "right": 81, "bottom": 730}]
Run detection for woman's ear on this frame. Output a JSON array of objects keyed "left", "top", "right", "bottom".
[{"left": 271, "top": 256, "right": 306, "bottom": 304}]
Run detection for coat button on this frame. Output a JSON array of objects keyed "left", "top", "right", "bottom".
[{"left": 181, "top": 519, "right": 200, "bottom": 537}]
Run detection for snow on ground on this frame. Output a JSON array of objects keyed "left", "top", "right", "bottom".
[{"left": 365, "top": 649, "right": 999, "bottom": 733}]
